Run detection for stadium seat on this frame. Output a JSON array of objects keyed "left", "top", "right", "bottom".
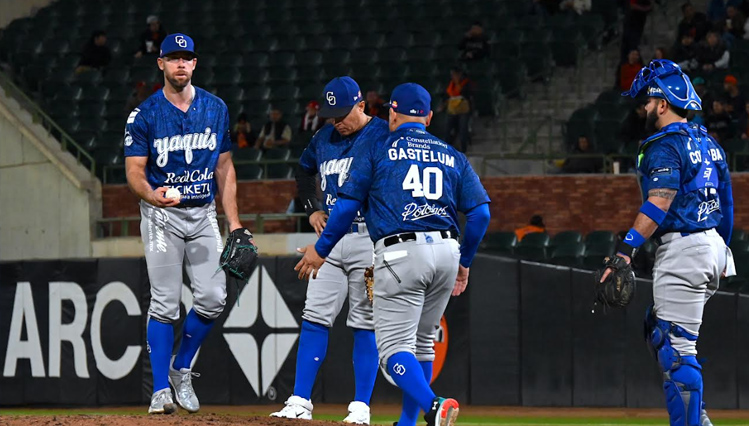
[
  {"left": 551, "top": 231, "right": 583, "bottom": 247},
  {"left": 582, "top": 242, "right": 615, "bottom": 270},
  {"left": 515, "top": 232, "right": 549, "bottom": 261},
  {"left": 54, "top": 85, "right": 83, "bottom": 101},
  {"left": 733, "top": 229, "right": 747, "bottom": 242},
  {"left": 730, "top": 239, "right": 749, "bottom": 253},
  {"left": 594, "top": 118, "right": 626, "bottom": 154},
  {"left": 235, "top": 164, "right": 263, "bottom": 180},
  {"left": 244, "top": 86, "right": 271, "bottom": 102},
  {"left": 233, "top": 148, "right": 262, "bottom": 162},
  {"left": 215, "top": 87, "right": 244, "bottom": 103},
  {"left": 480, "top": 231, "right": 517, "bottom": 255},
  {"left": 264, "top": 148, "right": 291, "bottom": 161},
  {"left": 565, "top": 106, "right": 598, "bottom": 148},
  {"left": 551, "top": 40, "right": 582, "bottom": 67},
  {"left": 350, "top": 48, "right": 379, "bottom": 64},
  {"left": 585, "top": 230, "right": 616, "bottom": 249},
  {"left": 269, "top": 86, "right": 300, "bottom": 102},
  {"left": 550, "top": 242, "right": 586, "bottom": 267},
  {"left": 266, "top": 163, "right": 293, "bottom": 179}
]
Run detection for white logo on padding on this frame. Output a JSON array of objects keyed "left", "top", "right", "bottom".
[
  {"left": 326, "top": 91, "right": 336, "bottom": 105},
  {"left": 223, "top": 266, "right": 299, "bottom": 398},
  {"left": 175, "top": 35, "right": 187, "bottom": 48},
  {"left": 393, "top": 363, "right": 406, "bottom": 375}
]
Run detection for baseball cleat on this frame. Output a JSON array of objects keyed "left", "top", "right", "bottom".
[
  {"left": 424, "top": 397, "right": 459, "bottom": 426},
  {"left": 343, "top": 401, "right": 370, "bottom": 424},
  {"left": 270, "top": 395, "right": 313, "bottom": 420},
  {"left": 168, "top": 361, "right": 201, "bottom": 413},
  {"left": 148, "top": 388, "right": 177, "bottom": 414},
  {"left": 701, "top": 408, "right": 713, "bottom": 426}
]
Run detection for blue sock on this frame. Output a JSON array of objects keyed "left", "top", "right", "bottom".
[
  {"left": 147, "top": 318, "right": 174, "bottom": 392},
  {"left": 173, "top": 309, "right": 214, "bottom": 370},
  {"left": 387, "top": 352, "right": 436, "bottom": 413},
  {"left": 398, "top": 361, "right": 434, "bottom": 426},
  {"left": 352, "top": 329, "right": 378, "bottom": 405},
  {"left": 293, "top": 321, "right": 329, "bottom": 400}
]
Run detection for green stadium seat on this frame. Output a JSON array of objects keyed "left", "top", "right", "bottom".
[
  {"left": 244, "top": 86, "right": 271, "bottom": 102},
  {"left": 192, "top": 69, "right": 215, "bottom": 88},
  {"left": 70, "top": 70, "right": 103, "bottom": 88},
  {"left": 551, "top": 231, "right": 583, "bottom": 247},
  {"left": 585, "top": 230, "right": 615, "bottom": 248},
  {"left": 81, "top": 86, "right": 110, "bottom": 102},
  {"left": 594, "top": 118, "right": 626, "bottom": 154},
  {"left": 384, "top": 33, "right": 413, "bottom": 49},
  {"left": 236, "top": 164, "right": 263, "bottom": 180},
  {"left": 264, "top": 148, "right": 291, "bottom": 161},
  {"left": 322, "top": 49, "right": 351, "bottom": 65},
  {"left": 733, "top": 229, "right": 747, "bottom": 241},
  {"left": 266, "top": 163, "right": 293, "bottom": 179},
  {"left": 730, "top": 239, "right": 749, "bottom": 253},
  {"left": 233, "top": 148, "right": 262, "bottom": 162},
  {"left": 722, "top": 138, "right": 747, "bottom": 154},
  {"left": 100, "top": 130, "right": 124, "bottom": 146},
  {"left": 297, "top": 50, "right": 323, "bottom": 66},
  {"left": 269, "top": 85, "right": 300, "bottom": 102},
  {"left": 54, "top": 85, "right": 83, "bottom": 101},
  {"left": 213, "top": 68, "right": 241, "bottom": 86},
  {"left": 298, "top": 85, "right": 323, "bottom": 103},
  {"left": 379, "top": 47, "right": 407, "bottom": 63},
  {"left": 295, "top": 66, "right": 326, "bottom": 86},
  {"left": 215, "top": 53, "right": 243, "bottom": 68},
  {"left": 480, "top": 231, "right": 517, "bottom": 255},
  {"left": 244, "top": 52, "right": 269, "bottom": 67},
  {"left": 565, "top": 106, "right": 597, "bottom": 147},
  {"left": 130, "top": 67, "right": 159, "bottom": 85},
  {"left": 413, "top": 32, "right": 440, "bottom": 47},
  {"left": 515, "top": 232, "right": 550, "bottom": 261},
  {"left": 216, "top": 87, "right": 244, "bottom": 103},
  {"left": 268, "top": 52, "right": 296, "bottom": 68},
  {"left": 350, "top": 49, "right": 379, "bottom": 64},
  {"left": 73, "top": 130, "right": 98, "bottom": 150},
  {"left": 551, "top": 41, "right": 582, "bottom": 67},
  {"left": 582, "top": 241, "right": 615, "bottom": 270},
  {"left": 550, "top": 242, "right": 586, "bottom": 267},
  {"left": 266, "top": 68, "right": 298, "bottom": 84}
]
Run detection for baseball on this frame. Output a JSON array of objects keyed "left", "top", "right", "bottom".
[{"left": 165, "top": 187, "right": 181, "bottom": 200}]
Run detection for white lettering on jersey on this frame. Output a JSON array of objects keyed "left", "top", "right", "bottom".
[
  {"left": 319, "top": 157, "right": 353, "bottom": 191},
  {"left": 689, "top": 150, "right": 702, "bottom": 165},
  {"left": 697, "top": 199, "right": 720, "bottom": 222},
  {"left": 153, "top": 127, "right": 218, "bottom": 167},
  {"left": 401, "top": 202, "right": 449, "bottom": 221},
  {"left": 388, "top": 148, "right": 455, "bottom": 168},
  {"left": 709, "top": 148, "right": 724, "bottom": 161},
  {"left": 127, "top": 109, "right": 140, "bottom": 124},
  {"left": 164, "top": 168, "right": 215, "bottom": 184}
]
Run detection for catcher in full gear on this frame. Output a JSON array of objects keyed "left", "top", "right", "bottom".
[{"left": 598, "top": 59, "right": 735, "bottom": 426}]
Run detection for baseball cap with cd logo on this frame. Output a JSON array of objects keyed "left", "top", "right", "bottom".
[
  {"left": 385, "top": 82, "right": 431, "bottom": 117},
  {"left": 160, "top": 33, "right": 198, "bottom": 58},
  {"left": 318, "top": 76, "right": 363, "bottom": 118}
]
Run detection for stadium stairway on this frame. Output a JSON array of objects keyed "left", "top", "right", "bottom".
[{"left": 470, "top": 0, "right": 683, "bottom": 175}]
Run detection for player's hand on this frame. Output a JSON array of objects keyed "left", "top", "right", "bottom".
[
  {"left": 452, "top": 265, "right": 469, "bottom": 296},
  {"left": 308, "top": 211, "right": 328, "bottom": 237},
  {"left": 599, "top": 254, "right": 631, "bottom": 283},
  {"left": 148, "top": 187, "right": 181, "bottom": 208},
  {"left": 294, "top": 245, "right": 325, "bottom": 280}
]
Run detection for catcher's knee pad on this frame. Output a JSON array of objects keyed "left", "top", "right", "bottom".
[{"left": 648, "top": 316, "right": 703, "bottom": 426}]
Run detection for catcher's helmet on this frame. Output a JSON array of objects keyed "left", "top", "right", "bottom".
[{"left": 622, "top": 59, "right": 702, "bottom": 111}]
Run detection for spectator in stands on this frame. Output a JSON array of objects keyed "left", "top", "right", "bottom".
[
  {"left": 124, "top": 81, "right": 153, "bottom": 113},
  {"left": 621, "top": 0, "right": 654, "bottom": 59},
  {"left": 678, "top": 3, "right": 709, "bottom": 42},
  {"left": 694, "top": 31, "right": 730, "bottom": 71},
  {"left": 442, "top": 66, "right": 473, "bottom": 153},
  {"left": 515, "top": 215, "right": 546, "bottom": 242},
  {"left": 622, "top": 101, "right": 648, "bottom": 145},
  {"left": 364, "top": 91, "right": 388, "bottom": 120},
  {"left": 255, "top": 107, "right": 292, "bottom": 151},
  {"left": 559, "top": 0, "right": 592, "bottom": 15},
  {"left": 562, "top": 135, "right": 602, "bottom": 173},
  {"left": 737, "top": 100, "right": 749, "bottom": 138},
  {"left": 705, "top": 98, "right": 735, "bottom": 142},
  {"left": 673, "top": 33, "right": 697, "bottom": 69},
  {"left": 692, "top": 76, "right": 713, "bottom": 115},
  {"left": 232, "top": 113, "right": 253, "bottom": 149},
  {"left": 76, "top": 30, "right": 111, "bottom": 74},
  {"left": 299, "top": 101, "right": 324, "bottom": 133},
  {"left": 134, "top": 15, "right": 167, "bottom": 58},
  {"left": 727, "top": 5, "right": 747, "bottom": 38},
  {"left": 459, "top": 21, "right": 490, "bottom": 61},
  {"left": 723, "top": 74, "right": 746, "bottom": 117},
  {"left": 616, "top": 49, "right": 644, "bottom": 91},
  {"left": 653, "top": 47, "right": 668, "bottom": 60}
]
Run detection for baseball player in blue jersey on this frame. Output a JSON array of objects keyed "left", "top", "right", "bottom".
[
  {"left": 124, "top": 33, "right": 249, "bottom": 414},
  {"left": 600, "top": 59, "right": 735, "bottom": 426},
  {"left": 295, "top": 83, "right": 491, "bottom": 426},
  {"left": 270, "top": 77, "right": 387, "bottom": 424}
]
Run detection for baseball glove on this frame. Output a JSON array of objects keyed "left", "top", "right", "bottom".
[
  {"left": 219, "top": 228, "right": 258, "bottom": 281},
  {"left": 593, "top": 255, "right": 635, "bottom": 310},
  {"left": 364, "top": 265, "right": 374, "bottom": 304}
]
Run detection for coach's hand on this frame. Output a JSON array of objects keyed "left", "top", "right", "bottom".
[
  {"left": 452, "top": 265, "right": 469, "bottom": 296},
  {"left": 149, "top": 187, "right": 181, "bottom": 208},
  {"left": 295, "top": 244, "right": 325, "bottom": 280},
  {"left": 309, "top": 211, "right": 328, "bottom": 237}
]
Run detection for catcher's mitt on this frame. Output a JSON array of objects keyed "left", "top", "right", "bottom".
[
  {"left": 364, "top": 265, "right": 374, "bottom": 304},
  {"left": 219, "top": 228, "right": 258, "bottom": 280},
  {"left": 593, "top": 255, "right": 635, "bottom": 310}
]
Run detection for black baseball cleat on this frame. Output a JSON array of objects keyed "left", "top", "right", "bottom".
[{"left": 424, "top": 397, "right": 459, "bottom": 426}]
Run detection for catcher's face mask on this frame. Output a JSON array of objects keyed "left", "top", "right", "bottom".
[{"left": 622, "top": 59, "right": 702, "bottom": 111}]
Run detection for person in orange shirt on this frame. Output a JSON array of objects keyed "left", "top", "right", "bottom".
[
  {"left": 617, "top": 49, "right": 643, "bottom": 91},
  {"left": 515, "top": 215, "right": 546, "bottom": 241}
]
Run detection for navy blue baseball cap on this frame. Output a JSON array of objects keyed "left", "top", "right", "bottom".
[
  {"left": 385, "top": 83, "right": 431, "bottom": 117},
  {"left": 160, "top": 33, "right": 198, "bottom": 58},
  {"left": 318, "top": 76, "right": 363, "bottom": 118}
]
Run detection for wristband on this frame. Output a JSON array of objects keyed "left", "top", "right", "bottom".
[
  {"left": 639, "top": 201, "right": 667, "bottom": 225},
  {"left": 616, "top": 228, "right": 646, "bottom": 257}
]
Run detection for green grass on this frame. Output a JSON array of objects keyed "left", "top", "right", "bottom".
[{"left": 2, "top": 410, "right": 748, "bottom": 426}]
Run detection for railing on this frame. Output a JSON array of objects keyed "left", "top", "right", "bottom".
[
  {"left": 96, "top": 212, "right": 309, "bottom": 238},
  {"left": 102, "top": 158, "right": 300, "bottom": 184},
  {"left": 0, "top": 70, "right": 95, "bottom": 174}
]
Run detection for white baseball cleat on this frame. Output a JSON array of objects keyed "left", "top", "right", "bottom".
[
  {"left": 270, "top": 395, "right": 313, "bottom": 420},
  {"left": 168, "top": 360, "right": 201, "bottom": 413},
  {"left": 148, "top": 388, "right": 177, "bottom": 414},
  {"left": 343, "top": 401, "right": 371, "bottom": 424}
]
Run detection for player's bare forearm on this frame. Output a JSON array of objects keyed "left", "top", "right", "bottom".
[
  {"left": 125, "top": 157, "right": 154, "bottom": 201},
  {"left": 216, "top": 152, "right": 242, "bottom": 231}
]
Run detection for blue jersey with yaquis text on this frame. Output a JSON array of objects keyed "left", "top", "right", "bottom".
[
  {"left": 298, "top": 117, "right": 390, "bottom": 222},
  {"left": 637, "top": 122, "right": 731, "bottom": 238},
  {"left": 124, "top": 87, "right": 232, "bottom": 206},
  {"left": 339, "top": 122, "right": 490, "bottom": 242}
]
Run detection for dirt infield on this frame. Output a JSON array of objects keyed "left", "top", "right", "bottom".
[{"left": 0, "top": 414, "right": 339, "bottom": 426}]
